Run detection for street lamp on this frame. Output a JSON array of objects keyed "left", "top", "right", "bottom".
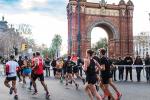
[
  {"left": 77, "top": 0, "right": 81, "bottom": 57},
  {"left": 69, "top": 2, "right": 73, "bottom": 56}
]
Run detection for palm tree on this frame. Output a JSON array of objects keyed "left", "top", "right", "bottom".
[{"left": 51, "top": 34, "right": 62, "bottom": 58}]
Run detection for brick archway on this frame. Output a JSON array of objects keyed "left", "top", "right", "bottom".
[
  {"left": 87, "top": 19, "right": 119, "bottom": 40},
  {"left": 87, "top": 19, "right": 119, "bottom": 57},
  {"left": 67, "top": 0, "right": 134, "bottom": 58}
]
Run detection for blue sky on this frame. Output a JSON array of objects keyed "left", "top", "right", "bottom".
[{"left": 0, "top": 0, "right": 150, "bottom": 54}]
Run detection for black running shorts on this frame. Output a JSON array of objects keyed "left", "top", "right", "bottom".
[
  {"left": 6, "top": 76, "right": 17, "bottom": 81},
  {"left": 73, "top": 66, "right": 79, "bottom": 73},
  {"left": 67, "top": 67, "right": 72, "bottom": 73},
  {"left": 57, "top": 69, "right": 62, "bottom": 73},
  {"left": 86, "top": 75, "right": 97, "bottom": 84},
  {"left": 32, "top": 74, "right": 44, "bottom": 81}
]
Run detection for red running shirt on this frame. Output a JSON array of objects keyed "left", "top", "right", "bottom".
[
  {"left": 35, "top": 57, "right": 44, "bottom": 75},
  {"left": 31, "top": 57, "right": 35, "bottom": 67}
]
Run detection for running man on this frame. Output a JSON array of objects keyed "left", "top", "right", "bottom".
[
  {"left": 83, "top": 49, "right": 102, "bottom": 100},
  {"left": 56, "top": 58, "right": 63, "bottom": 79},
  {"left": 73, "top": 64, "right": 85, "bottom": 84},
  {"left": 4, "top": 55, "right": 19, "bottom": 100},
  {"left": 22, "top": 56, "right": 32, "bottom": 87},
  {"left": 64, "top": 56, "right": 79, "bottom": 89},
  {"left": 28, "top": 53, "right": 36, "bottom": 90},
  {"left": 99, "top": 48, "right": 121, "bottom": 100},
  {"left": 32, "top": 52, "right": 50, "bottom": 98},
  {"left": 17, "top": 56, "right": 23, "bottom": 82}
]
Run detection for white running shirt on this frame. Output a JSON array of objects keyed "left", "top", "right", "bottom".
[{"left": 6, "top": 60, "right": 19, "bottom": 77}]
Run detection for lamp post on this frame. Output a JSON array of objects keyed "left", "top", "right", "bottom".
[
  {"left": 77, "top": 0, "right": 81, "bottom": 57},
  {"left": 69, "top": 3, "right": 73, "bottom": 56}
]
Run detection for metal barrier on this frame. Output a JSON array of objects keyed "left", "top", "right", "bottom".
[{"left": 115, "top": 65, "right": 150, "bottom": 68}]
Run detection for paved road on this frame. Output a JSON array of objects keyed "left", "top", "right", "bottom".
[{"left": 0, "top": 76, "right": 150, "bottom": 100}]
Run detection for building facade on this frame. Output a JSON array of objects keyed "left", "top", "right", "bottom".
[
  {"left": 133, "top": 32, "right": 150, "bottom": 58},
  {"left": 0, "top": 16, "right": 22, "bottom": 57}
]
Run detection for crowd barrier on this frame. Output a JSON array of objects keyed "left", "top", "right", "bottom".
[{"left": 114, "top": 65, "right": 150, "bottom": 68}]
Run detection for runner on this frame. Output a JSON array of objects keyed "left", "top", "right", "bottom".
[
  {"left": 51, "top": 58, "right": 57, "bottom": 77},
  {"left": 83, "top": 49, "right": 102, "bottom": 100},
  {"left": 93, "top": 55, "right": 101, "bottom": 91},
  {"left": 56, "top": 58, "right": 64, "bottom": 82},
  {"left": 73, "top": 64, "right": 85, "bottom": 84},
  {"left": 28, "top": 53, "right": 36, "bottom": 90},
  {"left": 4, "top": 55, "right": 19, "bottom": 100},
  {"left": 99, "top": 48, "right": 122, "bottom": 100},
  {"left": 17, "top": 56, "right": 23, "bottom": 82},
  {"left": 22, "top": 56, "right": 32, "bottom": 87},
  {"left": 64, "top": 56, "right": 79, "bottom": 89},
  {"left": 32, "top": 52, "right": 50, "bottom": 98}
]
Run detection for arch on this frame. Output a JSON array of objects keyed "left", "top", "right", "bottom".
[
  {"left": 67, "top": 0, "right": 134, "bottom": 58},
  {"left": 87, "top": 19, "right": 119, "bottom": 40}
]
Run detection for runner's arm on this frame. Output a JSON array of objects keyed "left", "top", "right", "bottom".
[
  {"left": 100, "top": 64, "right": 105, "bottom": 71},
  {"left": 82, "top": 59, "right": 88, "bottom": 71},
  {"left": 94, "top": 59, "right": 102, "bottom": 71},
  {"left": 22, "top": 60, "right": 27, "bottom": 68},
  {"left": 32, "top": 59, "right": 38, "bottom": 70}
]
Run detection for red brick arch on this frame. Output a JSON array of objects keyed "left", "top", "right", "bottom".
[
  {"left": 87, "top": 19, "right": 119, "bottom": 41},
  {"left": 67, "top": 0, "right": 134, "bottom": 58}
]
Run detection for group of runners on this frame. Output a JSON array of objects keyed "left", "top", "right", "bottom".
[
  {"left": 3, "top": 48, "right": 122, "bottom": 100},
  {"left": 54, "top": 56, "right": 85, "bottom": 89},
  {"left": 4, "top": 52, "right": 50, "bottom": 100},
  {"left": 83, "top": 49, "right": 122, "bottom": 100}
]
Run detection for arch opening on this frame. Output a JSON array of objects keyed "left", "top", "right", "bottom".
[{"left": 88, "top": 20, "right": 119, "bottom": 57}]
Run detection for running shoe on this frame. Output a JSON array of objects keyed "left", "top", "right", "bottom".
[
  {"left": 14, "top": 95, "right": 18, "bottom": 100},
  {"left": 102, "top": 95, "right": 110, "bottom": 100},
  {"left": 65, "top": 83, "right": 68, "bottom": 86},
  {"left": 9, "top": 87, "right": 13, "bottom": 95},
  {"left": 75, "top": 84, "right": 79, "bottom": 90},
  {"left": 82, "top": 79, "right": 86, "bottom": 85},
  {"left": 60, "top": 77, "right": 63, "bottom": 83},
  {"left": 45, "top": 92, "right": 50, "bottom": 99},
  {"left": 19, "top": 79, "right": 22, "bottom": 82},
  {"left": 46, "top": 92, "right": 50, "bottom": 97},
  {"left": 28, "top": 87, "right": 32, "bottom": 90},
  {"left": 69, "top": 80, "right": 72, "bottom": 84},
  {"left": 116, "top": 93, "right": 122, "bottom": 100},
  {"left": 32, "top": 92, "right": 38, "bottom": 95}
]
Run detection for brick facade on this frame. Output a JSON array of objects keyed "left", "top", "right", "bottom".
[{"left": 67, "top": 0, "right": 134, "bottom": 58}]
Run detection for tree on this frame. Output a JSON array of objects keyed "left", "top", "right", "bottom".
[
  {"left": 49, "top": 47, "right": 55, "bottom": 58},
  {"left": 41, "top": 34, "right": 62, "bottom": 59},
  {"left": 92, "top": 38, "right": 107, "bottom": 52},
  {"left": 51, "top": 34, "right": 62, "bottom": 58},
  {"left": 42, "top": 48, "right": 49, "bottom": 58},
  {"left": 42, "top": 47, "right": 55, "bottom": 59}
]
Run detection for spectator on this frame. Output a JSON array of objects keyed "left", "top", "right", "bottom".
[
  {"left": 110, "top": 57, "right": 117, "bottom": 81},
  {"left": 51, "top": 58, "right": 57, "bottom": 77},
  {"left": 45, "top": 57, "right": 51, "bottom": 77},
  {"left": 117, "top": 57, "right": 124, "bottom": 81},
  {"left": 124, "top": 54, "right": 133, "bottom": 81},
  {"left": 144, "top": 54, "right": 150, "bottom": 83},
  {"left": 134, "top": 56, "right": 143, "bottom": 82}
]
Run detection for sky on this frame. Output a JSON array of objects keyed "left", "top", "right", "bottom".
[{"left": 0, "top": 0, "right": 150, "bottom": 54}]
